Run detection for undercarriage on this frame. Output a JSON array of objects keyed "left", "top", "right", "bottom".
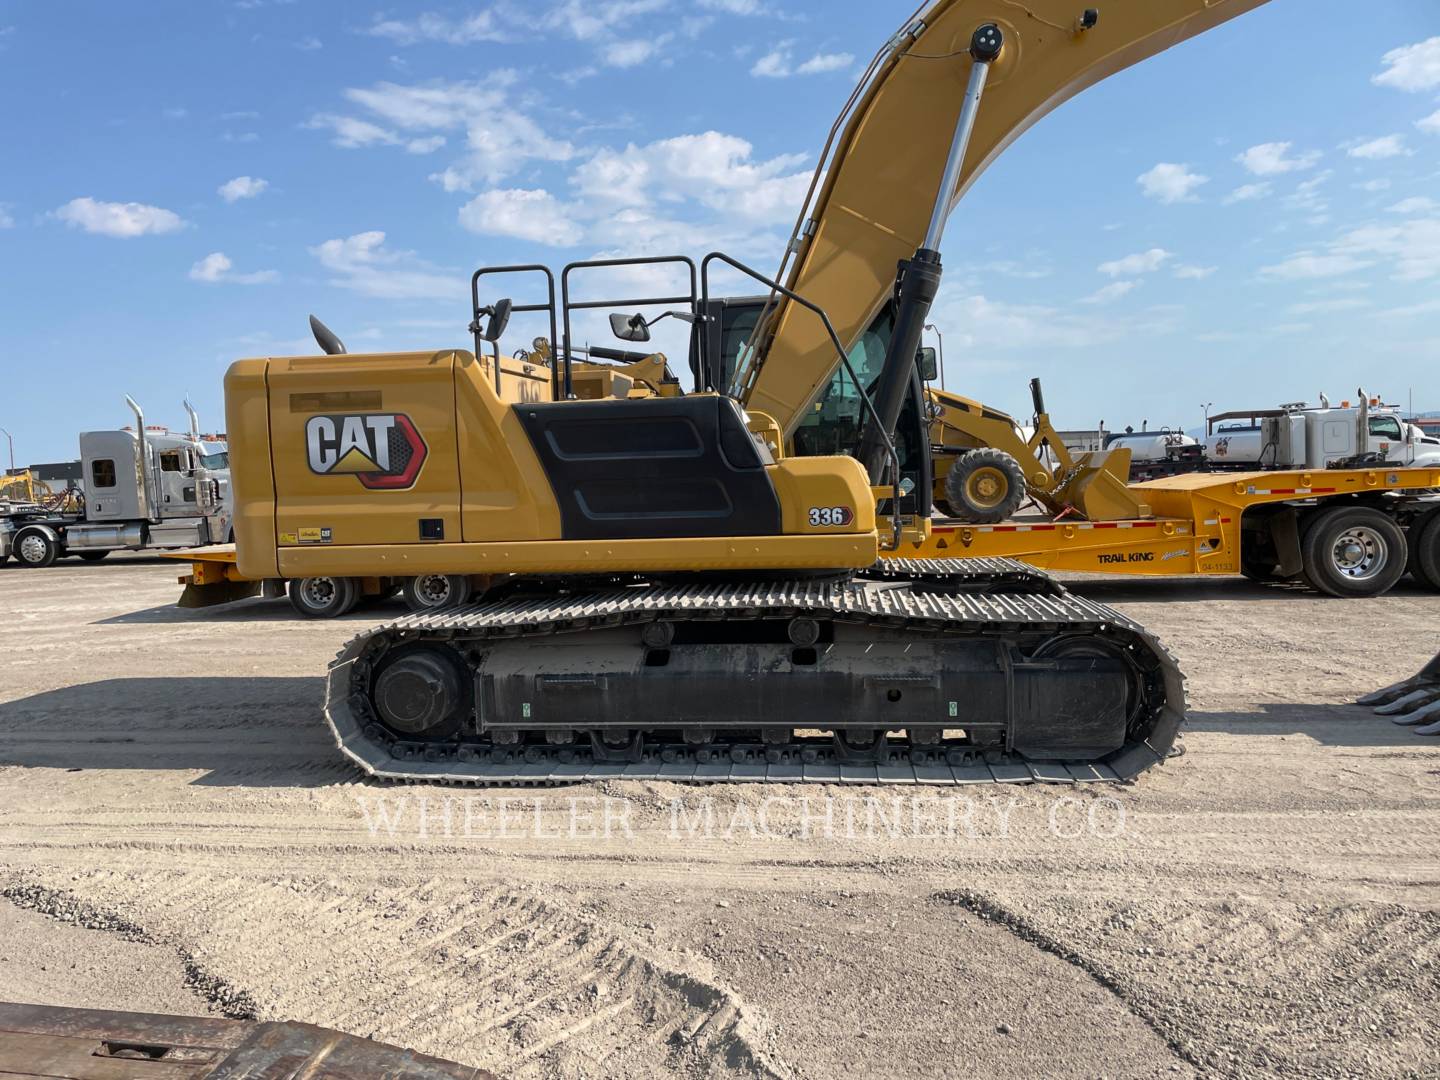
[{"left": 326, "top": 560, "right": 1184, "bottom": 786}]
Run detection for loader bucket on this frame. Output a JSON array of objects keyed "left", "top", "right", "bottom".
[
  {"left": 1053, "top": 449, "right": 1152, "bottom": 522},
  {"left": 1357, "top": 651, "right": 1440, "bottom": 734}
]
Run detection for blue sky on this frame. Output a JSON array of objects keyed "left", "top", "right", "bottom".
[{"left": 1, "top": 0, "right": 1438, "bottom": 464}]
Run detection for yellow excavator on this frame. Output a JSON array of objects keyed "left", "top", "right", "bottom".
[{"left": 223, "top": 0, "right": 1276, "bottom": 785}]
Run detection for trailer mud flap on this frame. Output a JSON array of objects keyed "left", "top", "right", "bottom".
[{"left": 178, "top": 579, "right": 262, "bottom": 608}]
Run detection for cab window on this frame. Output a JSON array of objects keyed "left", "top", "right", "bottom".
[
  {"left": 1368, "top": 417, "right": 1403, "bottom": 441},
  {"left": 90, "top": 459, "right": 116, "bottom": 488}
]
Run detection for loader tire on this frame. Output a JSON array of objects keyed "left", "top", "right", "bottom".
[
  {"left": 13, "top": 528, "right": 60, "bottom": 568},
  {"left": 943, "top": 449, "right": 1027, "bottom": 524},
  {"left": 1411, "top": 513, "right": 1440, "bottom": 592},
  {"left": 402, "top": 574, "right": 473, "bottom": 612},
  {"left": 288, "top": 576, "right": 361, "bottom": 618},
  {"left": 1301, "top": 506, "right": 1407, "bottom": 598}
]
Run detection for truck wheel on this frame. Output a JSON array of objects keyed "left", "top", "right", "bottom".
[
  {"left": 1301, "top": 507, "right": 1407, "bottom": 598},
  {"left": 13, "top": 528, "right": 60, "bottom": 568},
  {"left": 1411, "top": 513, "right": 1440, "bottom": 591},
  {"left": 288, "top": 576, "right": 361, "bottom": 618},
  {"left": 942, "top": 449, "right": 1027, "bottom": 524},
  {"left": 76, "top": 550, "right": 110, "bottom": 562},
  {"left": 402, "top": 574, "right": 473, "bottom": 612}
]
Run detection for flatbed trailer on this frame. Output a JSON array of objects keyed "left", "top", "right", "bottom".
[
  {"left": 892, "top": 466, "right": 1440, "bottom": 597},
  {"left": 172, "top": 465, "right": 1440, "bottom": 614}
]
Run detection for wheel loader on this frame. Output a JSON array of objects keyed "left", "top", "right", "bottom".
[{"left": 222, "top": 0, "right": 1283, "bottom": 785}]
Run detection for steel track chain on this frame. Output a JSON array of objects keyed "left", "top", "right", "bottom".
[{"left": 323, "top": 561, "right": 1185, "bottom": 788}]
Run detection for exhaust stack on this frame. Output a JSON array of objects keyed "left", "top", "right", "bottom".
[{"left": 125, "top": 395, "right": 159, "bottom": 524}]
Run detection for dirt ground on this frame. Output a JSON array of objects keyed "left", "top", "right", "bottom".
[{"left": 0, "top": 554, "right": 1436, "bottom": 1079}]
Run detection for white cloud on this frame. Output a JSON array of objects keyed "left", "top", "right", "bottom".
[
  {"left": 796, "top": 52, "right": 852, "bottom": 75},
  {"left": 1387, "top": 196, "right": 1438, "bottom": 215},
  {"left": 1417, "top": 109, "right": 1440, "bottom": 135},
  {"left": 1286, "top": 297, "right": 1370, "bottom": 316},
  {"left": 602, "top": 35, "right": 671, "bottom": 68},
  {"left": 295, "top": 35, "right": 322, "bottom": 51},
  {"left": 364, "top": 12, "right": 506, "bottom": 45},
  {"left": 698, "top": 0, "right": 763, "bottom": 12},
  {"left": 188, "top": 251, "right": 278, "bottom": 285},
  {"left": 1223, "top": 182, "right": 1272, "bottom": 205},
  {"left": 310, "top": 230, "right": 457, "bottom": 300},
  {"left": 54, "top": 197, "right": 184, "bottom": 238},
  {"left": 1083, "top": 280, "right": 1139, "bottom": 305},
  {"left": 1355, "top": 178, "right": 1392, "bottom": 193},
  {"left": 1380, "top": 297, "right": 1440, "bottom": 319},
  {"left": 751, "top": 43, "right": 853, "bottom": 78},
  {"left": 1345, "top": 134, "right": 1412, "bottom": 159},
  {"left": 1137, "top": 162, "right": 1207, "bottom": 204},
  {"left": 1173, "top": 265, "right": 1217, "bottom": 280},
  {"left": 458, "top": 188, "right": 584, "bottom": 246},
  {"left": 1234, "top": 141, "right": 1320, "bottom": 176},
  {"left": 218, "top": 175, "right": 268, "bottom": 202},
  {"left": 574, "top": 131, "right": 810, "bottom": 226},
  {"left": 1259, "top": 252, "right": 1372, "bottom": 281},
  {"left": 1333, "top": 218, "right": 1440, "bottom": 281},
  {"left": 0, "top": 204, "right": 12, "bottom": 229},
  {"left": 1097, "top": 248, "right": 1170, "bottom": 277},
  {"left": 1373, "top": 37, "right": 1440, "bottom": 93},
  {"left": 310, "top": 78, "right": 575, "bottom": 190}
]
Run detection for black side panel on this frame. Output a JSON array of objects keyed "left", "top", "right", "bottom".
[{"left": 514, "top": 396, "right": 783, "bottom": 540}]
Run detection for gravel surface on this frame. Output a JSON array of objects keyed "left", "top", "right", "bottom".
[{"left": 0, "top": 554, "right": 1436, "bottom": 1078}]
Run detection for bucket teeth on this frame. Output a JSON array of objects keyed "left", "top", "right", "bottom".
[
  {"left": 1358, "top": 652, "right": 1440, "bottom": 707},
  {"left": 1389, "top": 694, "right": 1440, "bottom": 728},
  {"left": 1375, "top": 687, "right": 1440, "bottom": 716}
]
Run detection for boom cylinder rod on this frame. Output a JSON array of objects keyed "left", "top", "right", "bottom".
[
  {"left": 922, "top": 27, "right": 1000, "bottom": 252},
  {"left": 858, "top": 24, "right": 1004, "bottom": 483}
]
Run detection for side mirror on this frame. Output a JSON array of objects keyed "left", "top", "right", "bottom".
[
  {"left": 610, "top": 312, "right": 651, "bottom": 343},
  {"left": 477, "top": 298, "right": 512, "bottom": 343},
  {"left": 917, "top": 346, "right": 938, "bottom": 382}
]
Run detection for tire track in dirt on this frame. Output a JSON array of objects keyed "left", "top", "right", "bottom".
[
  {"left": 935, "top": 887, "right": 1440, "bottom": 1078},
  {"left": 4, "top": 869, "right": 788, "bottom": 1080}
]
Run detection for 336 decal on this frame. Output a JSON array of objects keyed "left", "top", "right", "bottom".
[
  {"left": 808, "top": 505, "right": 854, "bottom": 528},
  {"left": 305, "top": 413, "right": 427, "bottom": 490}
]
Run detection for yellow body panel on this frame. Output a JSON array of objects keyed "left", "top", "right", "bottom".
[
  {"left": 224, "top": 348, "right": 879, "bottom": 582},
  {"left": 277, "top": 533, "right": 877, "bottom": 578},
  {"left": 746, "top": 0, "right": 1269, "bottom": 434}
]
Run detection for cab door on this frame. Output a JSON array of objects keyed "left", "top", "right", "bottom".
[{"left": 265, "top": 352, "right": 461, "bottom": 548}]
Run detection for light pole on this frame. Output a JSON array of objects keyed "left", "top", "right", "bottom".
[
  {"left": 0, "top": 427, "right": 12, "bottom": 473},
  {"left": 923, "top": 323, "right": 945, "bottom": 390},
  {"left": 1201, "top": 402, "right": 1213, "bottom": 436}
]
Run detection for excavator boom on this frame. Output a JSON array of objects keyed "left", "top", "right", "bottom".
[{"left": 740, "top": 0, "right": 1270, "bottom": 436}]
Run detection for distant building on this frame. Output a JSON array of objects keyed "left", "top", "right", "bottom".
[{"left": 1413, "top": 417, "right": 1440, "bottom": 437}]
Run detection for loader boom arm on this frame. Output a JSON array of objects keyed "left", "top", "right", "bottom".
[{"left": 739, "top": 0, "right": 1269, "bottom": 436}]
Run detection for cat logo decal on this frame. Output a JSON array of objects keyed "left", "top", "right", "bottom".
[{"left": 305, "top": 413, "right": 427, "bottom": 490}]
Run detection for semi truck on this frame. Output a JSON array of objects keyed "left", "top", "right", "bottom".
[{"left": 0, "top": 398, "right": 232, "bottom": 568}]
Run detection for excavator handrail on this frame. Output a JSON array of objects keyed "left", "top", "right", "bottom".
[
  {"left": 560, "top": 254, "right": 698, "bottom": 401},
  {"left": 471, "top": 264, "right": 559, "bottom": 399},
  {"left": 701, "top": 249, "right": 903, "bottom": 550}
]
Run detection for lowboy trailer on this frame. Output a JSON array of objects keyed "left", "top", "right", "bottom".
[{"left": 892, "top": 466, "right": 1440, "bottom": 598}]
